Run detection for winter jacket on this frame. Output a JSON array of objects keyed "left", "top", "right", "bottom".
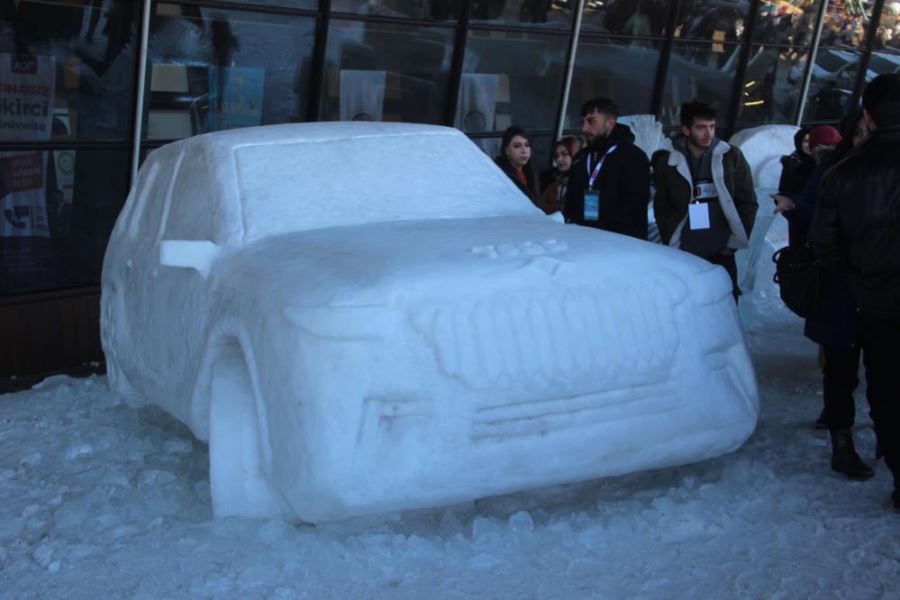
[
  {"left": 537, "top": 173, "right": 569, "bottom": 215},
  {"left": 811, "top": 125, "right": 900, "bottom": 321},
  {"left": 778, "top": 129, "right": 815, "bottom": 199},
  {"left": 563, "top": 123, "right": 650, "bottom": 240},
  {"left": 495, "top": 156, "right": 542, "bottom": 210},
  {"left": 651, "top": 139, "right": 758, "bottom": 251},
  {"left": 781, "top": 152, "right": 834, "bottom": 248}
]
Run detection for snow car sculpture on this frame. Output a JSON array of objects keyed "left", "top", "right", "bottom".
[{"left": 101, "top": 123, "right": 758, "bottom": 522}]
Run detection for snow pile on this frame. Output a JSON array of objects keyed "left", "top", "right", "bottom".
[{"left": 2, "top": 255, "right": 897, "bottom": 597}]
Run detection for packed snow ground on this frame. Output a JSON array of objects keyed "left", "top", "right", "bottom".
[{"left": 2, "top": 248, "right": 898, "bottom": 599}]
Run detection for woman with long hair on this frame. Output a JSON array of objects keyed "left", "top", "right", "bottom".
[
  {"left": 495, "top": 126, "right": 541, "bottom": 209},
  {"left": 537, "top": 136, "right": 582, "bottom": 215}
]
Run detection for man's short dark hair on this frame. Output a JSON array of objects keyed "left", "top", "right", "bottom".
[
  {"left": 680, "top": 101, "right": 717, "bottom": 128},
  {"left": 580, "top": 97, "right": 619, "bottom": 118},
  {"left": 862, "top": 73, "right": 900, "bottom": 128}
]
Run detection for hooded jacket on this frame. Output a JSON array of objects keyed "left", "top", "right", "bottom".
[
  {"left": 651, "top": 138, "right": 758, "bottom": 251},
  {"left": 812, "top": 125, "right": 900, "bottom": 321},
  {"left": 778, "top": 128, "right": 815, "bottom": 199},
  {"left": 563, "top": 123, "right": 650, "bottom": 240}
]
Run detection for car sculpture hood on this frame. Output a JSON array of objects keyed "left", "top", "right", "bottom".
[{"left": 102, "top": 122, "right": 758, "bottom": 522}]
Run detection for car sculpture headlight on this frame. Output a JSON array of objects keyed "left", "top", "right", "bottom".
[{"left": 101, "top": 122, "right": 758, "bottom": 522}]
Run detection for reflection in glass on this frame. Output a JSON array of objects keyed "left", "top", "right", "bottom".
[
  {"left": 736, "top": 45, "right": 806, "bottom": 125},
  {"left": 565, "top": 38, "right": 662, "bottom": 129},
  {"left": 145, "top": 5, "right": 316, "bottom": 140},
  {"left": 218, "top": 0, "right": 317, "bottom": 9},
  {"left": 580, "top": 0, "right": 671, "bottom": 37},
  {"left": 660, "top": 42, "right": 741, "bottom": 126},
  {"left": 751, "top": 1, "right": 819, "bottom": 46},
  {"left": 1, "top": 148, "right": 129, "bottom": 295},
  {"left": 819, "top": 0, "right": 869, "bottom": 49},
  {"left": 0, "top": 0, "right": 138, "bottom": 142},
  {"left": 320, "top": 20, "right": 453, "bottom": 124},
  {"left": 332, "top": 0, "right": 458, "bottom": 20},
  {"left": 871, "top": 1, "right": 900, "bottom": 77},
  {"left": 802, "top": 46, "right": 861, "bottom": 122},
  {"left": 673, "top": 0, "right": 749, "bottom": 44},
  {"left": 458, "top": 30, "right": 567, "bottom": 133},
  {"left": 469, "top": 0, "right": 573, "bottom": 28}
]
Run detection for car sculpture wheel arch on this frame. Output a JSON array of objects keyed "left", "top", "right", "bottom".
[{"left": 206, "top": 338, "right": 288, "bottom": 519}]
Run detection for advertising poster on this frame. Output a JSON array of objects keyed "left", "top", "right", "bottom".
[
  {"left": 208, "top": 66, "right": 265, "bottom": 131},
  {"left": 0, "top": 52, "right": 56, "bottom": 238}
]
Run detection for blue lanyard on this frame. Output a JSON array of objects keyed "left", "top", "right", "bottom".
[{"left": 586, "top": 145, "right": 618, "bottom": 188}]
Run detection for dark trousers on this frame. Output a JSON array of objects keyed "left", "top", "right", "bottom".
[
  {"left": 859, "top": 314, "right": 900, "bottom": 476},
  {"left": 822, "top": 344, "right": 861, "bottom": 431},
  {"left": 706, "top": 252, "right": 740, "bottom": 302}
]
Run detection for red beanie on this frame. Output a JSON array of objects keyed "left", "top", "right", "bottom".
[{"left": 808, "top": 125, "right": 842, "bottom": 149}]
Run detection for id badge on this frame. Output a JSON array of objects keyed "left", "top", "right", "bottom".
[
  {"left": 583, "top": 192, "right": 600, "bottom": 221},
  {"left": 688, "top": 202, "right": 710, "bottom": 230}
]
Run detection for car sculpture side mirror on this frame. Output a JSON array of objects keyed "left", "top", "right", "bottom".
[{"left": 159, "top": 240, "right": 220, "bottom": 278}]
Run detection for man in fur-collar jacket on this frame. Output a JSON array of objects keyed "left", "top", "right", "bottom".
[
  {"left": 563, "top": 97, "right": 650, "bottom": 240},
  {"left": 652, "top": 101, "right": 758, "bottom": 301}
]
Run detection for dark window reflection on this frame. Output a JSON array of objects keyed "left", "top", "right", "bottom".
[
  {"left": 332, "top": 0, "right": 459, "bottom": 20},
  {"left": 869, "top": 2, "right": 900, "bottom": 78},
  {"left": 660, "top": 42, "right": 740, "bottom": 126},
  {"left": 819, "top": 1, "right": 869, "bottom": 49},
  {"left": 0, "top": 0, "right": 138, "bottom": 142},
  {"left": 469, "top": 0, "right": 573, "bottom": 28},
  {"left": 805, "top": 0, "right": 873, "bottom": 122},
  {"left": 320, "top": 20, "right": 453, "bottom": 123},
  {"left": 803, "top": 46, "right": 861, "bottom": 122},
  {"left": 580, "top": 0, "right": 671, "bottom": 37},
  {"left": 458, "top": 30, "right": 568, "bottom": 133},
  {"left": 751, "top": 2, "right": 819, "bottom": 46},
  {"left": 736, "top": 45, "right": 806, "bottom": 125},
  {"left": 1, "top": 148, "right": 129, "bottom": 295},
  {"left": 218, "top": 0, "right": 317, "bottom": 9},
  {"left": 673, "top": 0, "right": 749, "bottom": 44},
  {"left": 145, "top": 5, "right": 316, "bottom": 140},
  {"left": 565, "top": 37, "right": 662, "bottom": 129}
]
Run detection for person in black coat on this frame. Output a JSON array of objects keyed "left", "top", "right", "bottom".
[
  {"left": 775, "top": 113, "right": 875, "bottom": 481},
  {"left": 563, "top": 97, "right": 650, "bottom": 240},
  {"left": 776, "top": 126, "right": 815, "bottom": 246},
  {"left": 812, "top": 74, "right": 900, "bottom": 510}
]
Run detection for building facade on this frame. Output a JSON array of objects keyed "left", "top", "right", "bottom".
[{"left": 2, "top": 0, "right": 899, "bottom": 378}]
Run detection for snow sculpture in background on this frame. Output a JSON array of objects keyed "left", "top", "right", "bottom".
[
  {"left": 729, "top": 125, "right": 798, "bottom": 307},
  {"left": 618, "top": 114, "right": 674, "bottom": 159},
  {"left": 729, "top": 124, "right": 798, "bottom": 192},
  {"left": 101, "top": 123, "right": 759, "bottom": 523}
]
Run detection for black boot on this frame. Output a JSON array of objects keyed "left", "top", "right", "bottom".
[
  {"left": 830, "top": 429, "right": 875, "bottom": 480},
  {"left": 815, "top": 407, "right": 828, "bottom": 430}
]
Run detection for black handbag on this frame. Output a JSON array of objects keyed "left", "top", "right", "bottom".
[{"left": 772, "top": 245, "right": 821, "bottom": 318}]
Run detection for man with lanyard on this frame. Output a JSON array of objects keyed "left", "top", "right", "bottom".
[
  {"left": 652, "top": 101, "right": 758, "bottom": 301},
  {"left": 563, "top": 97, "right": 650, "bottom": 240}
]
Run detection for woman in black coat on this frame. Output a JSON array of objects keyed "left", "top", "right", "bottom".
[{"left": 774, "top": 112, "right": 874, "bottom": 480}]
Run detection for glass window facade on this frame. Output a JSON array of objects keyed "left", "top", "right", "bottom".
[{"left": 1, "top": 0, "right": 890, "bottom": 299}]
